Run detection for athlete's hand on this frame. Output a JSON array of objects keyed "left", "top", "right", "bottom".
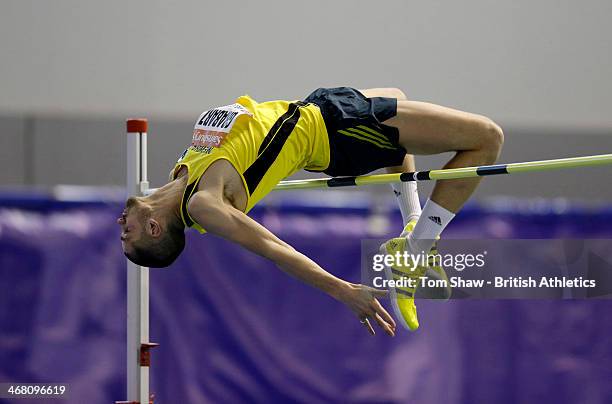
[{"left": 338, "top": 283, "right": 396, "bottom": 337}]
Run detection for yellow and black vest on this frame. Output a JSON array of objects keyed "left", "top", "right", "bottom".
[{"left": 172, "top": 95, "right": 329, "bottom": 233}]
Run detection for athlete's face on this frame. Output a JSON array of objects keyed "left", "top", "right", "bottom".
[{"left": 117, "top": 197, "right": 146, "bottom": 255}]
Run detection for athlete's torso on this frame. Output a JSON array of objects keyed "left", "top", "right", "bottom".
[{"left": 172, "top": 95, "right": 329, "bottom": 233}]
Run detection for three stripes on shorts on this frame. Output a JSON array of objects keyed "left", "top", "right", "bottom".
[{"left": 337, "top": 125, "right": 396, "bottom": 150}]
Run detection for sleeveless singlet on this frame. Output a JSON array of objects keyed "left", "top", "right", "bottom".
[{"left": 172, "top": 95, "right": 329, "bottom": 234}]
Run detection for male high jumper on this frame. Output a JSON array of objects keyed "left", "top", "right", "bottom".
[{"left": 118, "top": 87, "right": 503, "bottom": 336}]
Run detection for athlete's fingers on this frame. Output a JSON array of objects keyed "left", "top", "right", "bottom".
[
  {"left": 371, "top": 299, "right": 396, "bottom": 330},
  {"left": 374, "top": 313, "right": 395, "bottom": 337}
]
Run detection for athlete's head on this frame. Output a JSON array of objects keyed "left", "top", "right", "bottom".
[{"left": 118, "top": 196, "right": 185, "bottom": 268}]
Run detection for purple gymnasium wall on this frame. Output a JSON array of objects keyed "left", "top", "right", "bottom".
[{"left": 0, "top": 197, "right": 611, "bottom": 404}]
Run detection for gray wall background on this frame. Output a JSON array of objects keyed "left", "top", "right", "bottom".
[{"left": 1, "top": 1, "right": 611, "bottom": 202}]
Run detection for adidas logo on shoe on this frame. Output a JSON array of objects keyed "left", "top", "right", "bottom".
[{"left": 428, "top": 216, "right": 442, "bottom": 225}]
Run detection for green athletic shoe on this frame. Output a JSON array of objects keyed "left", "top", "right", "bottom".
[
  {"left": 380, "top": 219, "right": 452, "bottom": 330},
  {"left": 379, "top": 220, "right": 428, "bottom": 331}
]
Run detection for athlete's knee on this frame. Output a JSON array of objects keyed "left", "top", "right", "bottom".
[
  {"left": 476, "top": 117, "right": 504, "bottom": 161},
  {"left": 483, "top": 119, "right": 504, "bottom": 148}
]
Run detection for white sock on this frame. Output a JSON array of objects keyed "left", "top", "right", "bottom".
[
  {"left": 407, "top": 199, "right": 455, "bottom": 254},
  {"left": 390, "top": 182, "right": 421, "bottom": 230}
]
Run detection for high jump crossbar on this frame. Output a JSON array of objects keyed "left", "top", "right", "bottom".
[
  {"left": 120, "top": 118, "right": 612, "bottom": 403},
  {"left": 273, "top": 153, "right": 612, "bottom": 190},
  {"left": 141, "top": 151, "right": 612, "bottom": 196}
]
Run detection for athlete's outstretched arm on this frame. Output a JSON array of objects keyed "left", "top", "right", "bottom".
[{"left": 187, "top": 190, "right": 396, "bottom": 336}]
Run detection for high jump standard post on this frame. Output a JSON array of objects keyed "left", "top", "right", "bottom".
[{"left": 116, "top": 119, "right": 157, "bottom": 404}]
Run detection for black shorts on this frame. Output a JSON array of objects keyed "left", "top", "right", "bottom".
[{"left": 304, "top": 87, "right": 406, "bottom": 177}]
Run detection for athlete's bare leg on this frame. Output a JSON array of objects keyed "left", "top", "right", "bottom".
[
  {"left": 383, "top": 98, "right": 503, "bottom": 213},
  {"left": 357, "top": 87, "right": 503, "bottom": 214}
]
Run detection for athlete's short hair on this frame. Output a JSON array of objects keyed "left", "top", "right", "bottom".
[{"left": 125, "top": 219, "right": 185, "bottom": 268}]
